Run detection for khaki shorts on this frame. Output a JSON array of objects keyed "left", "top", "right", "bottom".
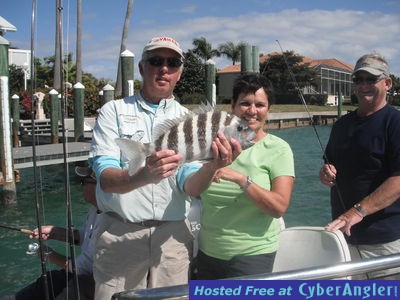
[
  {"left": 349, "top": 238, "right": 400, "bottom": 279},
  {"left": 93, "top": 213, "right": 193, "bottom": 300}
]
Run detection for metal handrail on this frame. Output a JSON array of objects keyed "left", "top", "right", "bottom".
[{"left": 112, "top": 253, "right": 400, "bottom": 299}]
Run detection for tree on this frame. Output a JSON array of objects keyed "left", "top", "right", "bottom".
[
  {"left": 260, "top": 51, "right": 318, "bottom": 103},
  {"left": 218, "top": 41, "right": 246, "bottom": 65},
  {"left": 389, "top": 74, "right": 400, "bottom": 105},
  {"left": 8, "top": 64, "right": 25, "bottom": 95},
  {"left": 192, "top": 37, "right": 219, "bottom": 64},
  {"left": 174, "top": 50, "right": 206, "bottom": 104},
  {"left": 115, "top": 0, "right": 134, "bottom": 97},
  {"left": 43, "top": 52, "right": 76, "bottom": 87}
]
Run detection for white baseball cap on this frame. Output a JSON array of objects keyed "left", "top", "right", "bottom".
[{"left": 142, "top": 37, "right": 184, "bottom": 58}]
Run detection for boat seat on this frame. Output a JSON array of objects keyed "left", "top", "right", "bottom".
[{"left": 272, "top": 226, "right": 351, "bottom": 278}]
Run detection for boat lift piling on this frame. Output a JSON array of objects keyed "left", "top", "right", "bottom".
[
  {"left": 0, "top": 34, "right": 16, "bottom": 203},
  {"left": 73, "top": 82, "right": 85, "bottom": 142},
  {"left": 121, "top": 49, "right": 135, "bottom": 98},
  {"left": 49, "top": 89, "right": 59, "bottom": 144},
  {"left": 102, "top": 83, "right": 115, "bottom": 105},
  {"left": 205, "top": 59, "right": 216, "bottom": 106},
  {"left": 11, "top": 94, "right": 20, "bottom": 147}
]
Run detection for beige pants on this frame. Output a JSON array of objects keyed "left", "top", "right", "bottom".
[
  {"left": 349, "top": 238, "right": 400, "bottom": 280},
  {"left": 93, "top": 214, "right": 193, "bottom": 300}
]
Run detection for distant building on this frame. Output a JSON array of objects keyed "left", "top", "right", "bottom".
[
  {"left": 0, "top": 16, "right": 17, "bottom": 36},
  {"left": 303, "top": 57, "right": 354, "bottom": 105},
  {"left": 217, "top": 53, "right": 354, "bottom": 105}
]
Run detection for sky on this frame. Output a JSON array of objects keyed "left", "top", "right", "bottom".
[{"left": 2, "top": 0, "right": 400, "bottom": 82}]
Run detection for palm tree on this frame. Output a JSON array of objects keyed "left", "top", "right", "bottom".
[
  {"left": 192, "top": 37, "right": 219, "bottom": 64},
  {"left": 218, "top": 41, "right": 246, "bottom": 65},
  {"left": 75, "top": 0, "right": 82, "bottom": 83},
  {"left": 115, "top": 0, "right": 134, "bottom": 97}
]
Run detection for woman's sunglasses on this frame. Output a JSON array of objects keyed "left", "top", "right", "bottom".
[{"left": 147, "top": 56, "right": 183, "bottom": 68}]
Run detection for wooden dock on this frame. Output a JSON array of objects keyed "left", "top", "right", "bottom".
[
  {"left": 13, "top": 142, "right": 91, "bottom": 169},
  {"left": 9, "top": 112, "right": 340, "bottom": 170}
]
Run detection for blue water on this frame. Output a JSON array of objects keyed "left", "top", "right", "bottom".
[{"left": 0, "top": 125, "right": 332, "bottom": 296}]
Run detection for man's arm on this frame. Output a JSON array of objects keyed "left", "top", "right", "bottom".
[
  {"left": 326, "top": 173, "right": 400, "bottom": 236},
  {"left": 100, "top": 150, "right": 183, "bottom": 194}
]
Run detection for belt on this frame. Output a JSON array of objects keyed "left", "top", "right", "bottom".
[
  {"left": 106, "top": 212, "right": 170, "bottom": 228},
  {"left": 134, "top": 220, "right": 168, "bottom": 227}
]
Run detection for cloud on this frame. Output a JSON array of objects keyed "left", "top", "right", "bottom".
[
  {"left": 82, "top": 9, "right": 400, "bottom": 80},
  {"left": 166, "top": 5, "right": 197, "bottom": 14}
]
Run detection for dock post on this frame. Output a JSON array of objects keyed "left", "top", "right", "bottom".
[
  {"left": 98, "top": 90, "right": 103, "bottom": 107},
  {"left": 49, "top": 89, "right": 59, "bottom": 143},
  {"left": 102, "top": 84, "right": 114, "bottom": 105},
  {"left": 73, "top": 82, "right": 85, "bottom": 142},
  {"left": 11, "top": 94, "right": 20, "bottom": 147},
  {"left": 337, "top": 90, "right": 342, "bottom": 118},
  {"left": 252, "top": 45, "right": 259, "bottom": 73},
  {"left": 121, "top": 49, "right": 134, "bottom": 98},
  {"left": 205, "top": 59, "right": 216, "bottom": 106},
  {"left": 240, "top": 44, "right": 253, "bottom": 73},
  {"left": 0, "top": 35, "right": 16, "bottom": 203}
]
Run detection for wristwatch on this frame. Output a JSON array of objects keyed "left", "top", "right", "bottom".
[
  {"left": 353, "top": 203, "right": 366, "bottom": 217},
  {"left": 241, "top": 176, "right": 253, "bottom": 191}
]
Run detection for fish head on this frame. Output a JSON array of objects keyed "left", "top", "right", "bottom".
[{"left": 223, "top": 114, "right": 256, "bottom": 149}]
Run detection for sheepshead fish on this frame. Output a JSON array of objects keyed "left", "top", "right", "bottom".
[{"left": 116, "top": 105, "right": 256, "bottom": 175}]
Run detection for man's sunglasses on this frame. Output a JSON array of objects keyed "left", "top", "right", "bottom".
[
  {"left": 352, "top": 76, "right": 385, "bottom": 85},
  {"left": 147, "top": 56, "right": 183, "bottom": 68}
]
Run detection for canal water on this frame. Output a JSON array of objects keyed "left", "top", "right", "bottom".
[{"left": 0, "top": 125, "right": 332, "bottom": 296}]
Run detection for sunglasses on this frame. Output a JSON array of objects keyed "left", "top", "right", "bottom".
[
  {"left": 147, "top": 56, "right": 183, "bottom": 68},
  {"left": 352, "top": 76, "right": 384, "bottom": 85}
]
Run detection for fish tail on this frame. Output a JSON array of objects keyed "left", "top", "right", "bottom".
[{"left": 115, "top": 138, "right": 149, "bottom": 176}]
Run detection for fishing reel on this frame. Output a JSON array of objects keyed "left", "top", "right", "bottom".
[
  {"left": 26, "top": 242, "right": 40, "bottom": 255},
  {"left": 26, "top": 242, "right": 52, "bottom": 259}
]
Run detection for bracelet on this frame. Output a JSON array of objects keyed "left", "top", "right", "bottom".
[
  {"left": 241, "top": 176, "right": 253, "bottom": 191},
  {"left": 353, "top": 203, "right": 366, "bottom": 217}
]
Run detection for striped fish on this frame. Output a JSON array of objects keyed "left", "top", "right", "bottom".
[{"left": 115, "top": 105, "right": 256, "bottom": 175}]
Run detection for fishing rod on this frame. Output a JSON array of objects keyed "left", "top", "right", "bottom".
[
  {"left": 57, "top": 0, "right": 80, "bottom": 298},
  {"left": 29, "top": 1, "right": 50, "bottom": 299},
  {"left": 0, "top": 224, "right": 33, "bottom": 234},
  {"left": 275, "top": 40, "right": 326, "bottom": 155},
  {"left": 275, "top": 39, "right": 346, "bottom": 210}
]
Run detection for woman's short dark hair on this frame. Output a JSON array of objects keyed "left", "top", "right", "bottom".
[{"left": 232, "top": 73, "right": 275, "bottom": 107}]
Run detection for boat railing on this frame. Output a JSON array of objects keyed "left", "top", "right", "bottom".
[{"left": 112, "top": 253, "right": 400, "bottom": 299}]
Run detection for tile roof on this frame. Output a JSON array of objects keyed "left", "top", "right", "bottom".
[{"left": 217, "top": 52, "right": 354, "bottom": 73}]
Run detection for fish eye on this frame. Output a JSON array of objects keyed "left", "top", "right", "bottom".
[{"left": 237, "top": 125, "right": 243, "bottom": 132}]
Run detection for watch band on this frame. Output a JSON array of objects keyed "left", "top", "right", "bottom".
[
  {"left": 241, "top": 176, "right": 253, "bottom": 191},
  {"left": 353, "top": 203, "right": 366, "bottom": 217}
]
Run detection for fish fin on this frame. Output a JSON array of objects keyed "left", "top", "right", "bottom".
[
  {"left": 152, "top": 104, "right": 216, "bottom": 141},
  {"left": 152, "top": 111, "right": 193, "bottom": 141},
  {"left": 192, "top": 102, "right": 216, "bottom": 114},
  {"left": 115, "top": 138, "right": 149, "bottom": 176}
]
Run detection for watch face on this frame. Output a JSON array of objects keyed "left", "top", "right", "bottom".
[{"left": 354, "top": 203, "right": 366, "bottom": 216}]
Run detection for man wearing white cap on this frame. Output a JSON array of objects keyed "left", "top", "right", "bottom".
[
  {"left": 320, "top": 53, "right": 400, "bottom": 279},
  {"left": 89, "top": 37, "right": 193, "bottom": 298}
]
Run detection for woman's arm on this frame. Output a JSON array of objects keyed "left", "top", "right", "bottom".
[{"left": 213, "top": 167, "right": 294, "bottom": 218}]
